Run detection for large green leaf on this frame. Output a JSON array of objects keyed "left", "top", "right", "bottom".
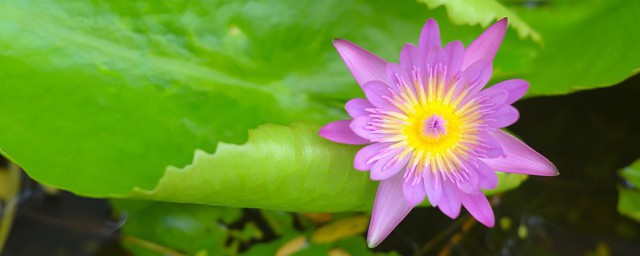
[
  {"left": 503, "top": 0, "right": 640, "bottom": 95},
  {"left": 126, "top": 123, "right": 376, "bottom": 212}
]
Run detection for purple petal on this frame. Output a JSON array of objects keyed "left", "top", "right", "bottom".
[
  {"left": 476, "top": 133, "right": 505, "bottom": 159},
  {"left": 354, "top": 143, "right": 390, "bottom": 171},
  {"left": 490, "top": 105, "right": 519, "bottom": 128},
  {"left": 386, "top": 63, "right": 413, "bottom": 94},
  {"left": 483, "top": 79, "right": 529, "bottom": 105},
  {"left": 333, "top": 39, "right": 388, "bottom": 87},
  {"left": 425, "top": 46, "right": 447, "bottom": 68},
  {"left": 456, "top": 165, "right": 480, "bottom": 194},
  {"left": 437, "top": 182, "right": 462, "bottom": 219},
  {"left": 345, "top": 98, "right": 374, "bottom": 118},
  {"left": 475, "top": 160, "right": 498, "bottom": 189},
  {"left": 461, "top": 59, "right": 492, "bottom": 95},
  {"left": 483, "top": 130, "right": 558, "bottom": 176},
  {"left": 423, "top": 169, "right": 443, "bottom": 206},
  {"left": 319, "top": 120, "right": 369, "bottom": 145},
  {"left": 444, "top": 40, "right": 464, "bottom": 76},
  {"left": 362, "top": 81, "right": 396, "bottom": 111},
  {"left": 350, "top": 115, "right": 381, "bottom": 140},
  {"left": 462, "top": 18, "right": 508, "bottom": 69},
  {"left": 367, "top": 173, "right": 413, "bottom": 248},
  {"left": 418, "top": 19, "right": 441, "bottom": 56},
  {"left": 461, "top": 192, "right": 495, "bottom": 227},
  {"left": 402, "top": 177, "right": 426, "bottom": 207},
  {"left": 479, "top": 86, "right": 509, "bottom": 106},
  {"left": 371, "top": 155, "right": 409, "bottom": 180},
  {"left": 400, "top": 43, "right": 420, "bottom": 70}
]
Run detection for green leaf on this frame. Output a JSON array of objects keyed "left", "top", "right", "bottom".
[
  {"left": 618, "top": 159, "right": 640, "bottom": 222},
  {"left": 503, "top": 0, "right": 640, "bottom": 95},
  {"left": 484, "top": 172, "right": 528, "bottom": 195},
  {"left": 126, "top": 123, "right": 376, "bottom": 212},
  {"left": 112, "top": 199, "right": 243, "bottom": 255},
  {"left": 417, "top": 0, "right": 540, "bottom": 41}
]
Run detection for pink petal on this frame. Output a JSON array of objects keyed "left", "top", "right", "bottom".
[
  {"left": 423, "top": 169, "right": 443, "bottom": 206},
  {"left": 350, "top": 115, "right": 382, "bottom": 140},
  {"left": 483, "top": 130, "right": 558, "bottom": 176},
  {"left": 475, "top": 160, "right": 499, "bottom": 189},
  {"left": 455, "top": 165, "right": 480, "bottom": 194},
  {"left": 367, "top": 173, "right": 413, "bottom": 248},
  {"left": 483, "top": 79, "right": 529, "bottom": 105},
  {"left": 425, "top": 46, "right": 447, "bottom": 68},
  {"left": 370, "top": 155, "right": 409, "bottom": 181},
  {"left": 444, "top": 40, "right": 464, "bottom": 76},
  {"left": 333, "top": 39, "right": 389, "bottom": 87},
  {"left": 362, "top": 81, "right": 396, "bottom": 111},
  {"left": 319, "top": 120, "right": 369, "bottom": 145},
  {"left": 402, "top": 177, "right": 426, "bottom": 207},
  {"left": 437, "top": 182, "right": 462, "bottom": 219},
  {"left": 479, "top": 86, "right": 509, "bottom": 106},
  {"left": 386, "top": 63, "right": 413, "bottom": 94},
  {"left": 461, "top": 59, "right": 492, "bottom": 95},
  {"left": 354, "top": 143, "right": 391, "bottom": 171},
  {"left": 490, "top": 105, "right": 519, "bottom": 128},
  {"left": 345, "top": 98, "right": 373, "bottom": 118},
  {"left": 461, "top": 192, "right": 495, "bottom": 227},
  {"left": 400, "top": 43, "right": 420, "bottom": 70},
  {"left": 462, "top": 18, "right": 508, "bottom": 69},
  {"left": 418, "top": 19, "right": 441, "bottom": 56},
  {"left": 476, "top": 133, "right": 505, "bottom": 159}
]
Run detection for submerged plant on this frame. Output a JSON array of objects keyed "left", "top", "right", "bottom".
[{"left": 319, "top": 18, "right": 558, "bottom": 247}]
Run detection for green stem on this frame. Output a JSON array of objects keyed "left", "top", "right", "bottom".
[{"left": 121, "top": 235, "right": 186, "bottom": 256}]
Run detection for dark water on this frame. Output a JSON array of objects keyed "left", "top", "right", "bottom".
[{"left": 2, "top": 75, "right": 640, "bottom": 255}]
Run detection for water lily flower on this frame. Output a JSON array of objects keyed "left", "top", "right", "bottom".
[{"left": 319, "top": 18, "right": 558, "bottom": 247}]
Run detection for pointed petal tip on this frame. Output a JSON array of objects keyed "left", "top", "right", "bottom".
[
  {"left": 367, "top": 174, "right": 413, "bottom": 249},
  {"left": 478, "top": 216, "right": 495, "bottom": 227},
  {"left": 534, "top": 158, "right": 559, "bottom": 177},
  {"left": 318, "top": 120, "right": 369, "bottom": 145},
  {"left": 332, "top": 38, "right": 388, "bottom": 87},
  {"left": 462, "top": 17, "right": 509, "bottom": 68},
  {"left": 484, "top": 130, "right": 558, "bottom": 177},
  {"left": 332, "top": 39, "right": 354, "bottom": 51},
  {"left": 419, "top": 18, "right": 442, "bottom": 54},
  {"left": 494, "top": 17, "right": 509, "bottom": 31},
  {"left": 422, "top": 18, "right": 439, "bottom": 32},
  {"left": 367, "top": 234, "right": 382, "bottom": 248},
  {"left": 332, "top": 38, "right": 346, "bottom": 45}
]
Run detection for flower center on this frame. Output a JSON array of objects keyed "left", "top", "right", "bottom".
[
  {"left": 403, "top": 100, "right": 463, "bottom": 155},
  {"left": 421, "top": 114, "right": 447, "bottom": 143}
]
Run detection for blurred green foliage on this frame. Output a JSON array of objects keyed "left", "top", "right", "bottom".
[{"left": 618, "top": 159, "right": 640, "bottom": 222}]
